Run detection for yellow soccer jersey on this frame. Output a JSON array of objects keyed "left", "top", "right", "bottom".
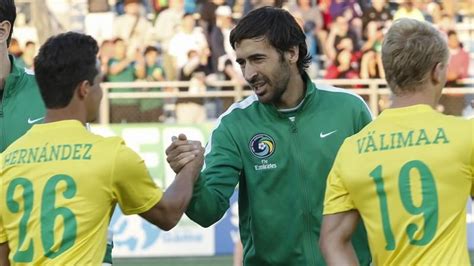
[
  {"left": 0, "top": 120, "right": 162, "bottom": 265},
  {"left": 324, "top": 105, "right": 474, "bottom": 265}
]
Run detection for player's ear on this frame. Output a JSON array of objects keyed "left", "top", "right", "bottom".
[
  {"left": 286, "top": 45, "right": 299, "bottom": 65},
  {"left": 431, "top": 62, "right": 445, "bottom": 85},
  {"left": 77, "top": 80, "right": 90, "bottom": 100},
  {"left": 0, "top": 21, "right": 12, "bottom": 44}
]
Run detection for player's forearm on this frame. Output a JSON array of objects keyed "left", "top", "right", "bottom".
[
  {"left": 185, "top": 177, "right": 230, "bottom": 227},
  {"left": 0, "top": 242, "right": 10, "bottom": 266},
  {"left": 156, "top": 166, "right": 198, "bottom": 229},
  {"left": 320, "top": 237, "right": 359, "bottom": 266},
  {"left": 141, "top": 163, "right": 200, "bottom": 231}
]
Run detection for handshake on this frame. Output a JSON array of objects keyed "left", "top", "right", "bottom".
[{"left": 166, "top": 134, "right": 205, "bottom": 180}]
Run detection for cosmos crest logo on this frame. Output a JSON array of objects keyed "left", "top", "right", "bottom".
[{"left": 249, "top": 133, "right": 275, "bottom": 159}]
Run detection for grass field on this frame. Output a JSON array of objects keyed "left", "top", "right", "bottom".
[
  {"left": 115, "top": 256, "right": 233, "bottom": 266},
  {"left": 115, "top": 252, "right": 474, "bottom": 266}
]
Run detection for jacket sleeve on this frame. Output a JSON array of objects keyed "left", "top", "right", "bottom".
[{"left": 186, "top": 122, "right": 242, "bottom": 227}]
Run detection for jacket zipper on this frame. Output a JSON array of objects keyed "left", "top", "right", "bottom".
[{"left": 289, "top": 118, "right": 318, "bottom": 265}]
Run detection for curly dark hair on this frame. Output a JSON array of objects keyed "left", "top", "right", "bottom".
[
  {"left": 34, "top": 32, "right": 99, "bottom": 109},
  {"left": 230, "top": 6, "right": 312, "bottom": 75}
]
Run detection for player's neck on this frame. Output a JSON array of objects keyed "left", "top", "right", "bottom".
[
  {"left": 44, "top": 108, "right": 87, "bottom": 126},
  {"left": 390, "top": 92, "right": 438, "bottom": 109},
  {"left": 0, "top": 50, "right": 11, "bottom": 91},
  {"left": 277, "top": 71, "right": 305, "bottom": 109}
]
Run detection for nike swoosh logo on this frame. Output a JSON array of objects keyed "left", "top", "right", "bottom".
[
  {"left": 27, "top": 117, "right": 44, "bottom": 124},
  {"left": 320, "top": 130, "right": 337, "bottom": 138}
]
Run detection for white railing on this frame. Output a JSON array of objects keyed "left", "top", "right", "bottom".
[{"left": 99, "top": 78, "right": 474, "bottom": 124}]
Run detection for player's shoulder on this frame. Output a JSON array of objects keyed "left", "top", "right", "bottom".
[
  {"left": 217, "top": 94, "right": 260, "bottom": 124},
  {"left": 94, "top": 135, "right": 127, "bottom": 150},
  {"left": 13, "top": 66, "right": 39, "bottom": 91},
  {"left": 315, "top": 83, "right": 367, "bottom": 106},
  {"left": 17, "top": 65, "right": 36, "bottom": 80},
  {"left": 429, "top": 112, "right": 474, "bottom": 132}
]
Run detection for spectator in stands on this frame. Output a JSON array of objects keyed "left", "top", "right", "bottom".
[
  {"left": 139, "top": 45, "right": 166, "bottom": 122},
  {"left": 113, "top": 0, "right": 154, "bottom": 58},
  {"left": 423, "top": 0, "right": 443, "bottom": 23},
  {"left": 317, "top": 0, "right": 332, "bottom": 30},
  {"left": 7, "top": 37, "right": 22, "bottom": 59},
  {"left": 20, "top": 41, "right": 36, "bottom": 69},
  {"left": 393, "top": 0, "right": 425, "bottom": 21},
  {"left": 99, "top": 39, "right": 115, "bottom": 81},
  {"left": 326, "top": 15, "right": 360, "bottom": 62},
  {"left": 154, "top": 0, "right": 185, "bottom": 80},
  {"left": 168, "top": 13, "right": 209, "bottom": 80},
  {"left": 288, "top": 0, "right": 324, "bottom": 31},
  {"left": 85, "top": 0, "right": 114, "bottom": 45},
  {"left": 198, "top": 0, "right": 226, "bottom": 38},
  {"left": 446, "top": 30, "right": 470, "bottom": 85},
  {"left": 437, "top": 14, "right": 456, "bottom": 34},
  {"left": 329, "top": 0, "right": 363, "bottom": 45},
  {"left": 107, "top": 38, "right": 145, "bottom": 123},
  {"left": 209, "top": 5, "right": 243, "bottom": 116},
  {"left": 361, "top": 0, "right": 392, "bottom": 40},
  {"left": 329, "top": 0, "right": 361, "bottom": 19},
  {"left": 288, "top": 0, "right": 326, "bottom": 78},
  {"left": 439, "top": 30, "right": 470, "bottom": 116},
  {"left": 324, "top": 48, "right": 360, "bottom": 79},
  {"left": 176, "top": 49, "right": 208, "bottom": 123},
  {"left": 210, "top": 5, "right": 234, "bottom": 73},
  {"left": 360, "top": 23, "right": 384, "bottom": 79}
]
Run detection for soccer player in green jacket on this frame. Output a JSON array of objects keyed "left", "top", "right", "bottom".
[
  {"left": 166, "top": 7, "right": 372, "bottom": 265},
  {"left": 0, "top": 0, "right": 45, "bottom": 153}
]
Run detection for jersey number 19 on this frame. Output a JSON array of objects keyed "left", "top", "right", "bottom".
[{"left": 370, "top": 160, "right": 438, "bottom": 251}]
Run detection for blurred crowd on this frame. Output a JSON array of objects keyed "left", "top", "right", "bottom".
[{"left": 9, "top": 0, "right": 474, "bottom": 122}]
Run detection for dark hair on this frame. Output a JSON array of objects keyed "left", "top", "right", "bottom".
[
  {"left": 230, "top": 6, "right": 311, "bottom": 74},
  {"left": 112, "top": 37, "right": 124, "bottom": 44},
  {"left": 183, "top": 12, "right": 194, "bottom": 19},
  {"left": 0, "top": 0, "right": 16, "bottom": 47},
  {"left": 25, "top": 40, "right": 35, "bottom": 47},
  {"left": 144, "top": 45, "right": 159, "bottom": 55},
  {"left": 34, "top": 32, "right": 99, "bottom": 109},
  {"left": 446, "top": 30, "right": 457, "bottom": 37}
]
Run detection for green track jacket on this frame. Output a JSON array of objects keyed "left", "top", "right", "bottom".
[
  {"left": 186, "top": 74, "right": 373, "bottom": 265},
  {"left": 0, "top": 56, "right": 45, "bottom": 152}
]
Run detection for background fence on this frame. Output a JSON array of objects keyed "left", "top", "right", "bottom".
[{"left": 98, "top": 78, "right": 474, "bottom": 124}]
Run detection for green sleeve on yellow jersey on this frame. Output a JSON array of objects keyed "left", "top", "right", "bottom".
[
  {"left": 111, "top": 141, "right": 163, "bottom": 215},
  {"left": 323, "top": 145, "right": 356, "bottom": 215}
]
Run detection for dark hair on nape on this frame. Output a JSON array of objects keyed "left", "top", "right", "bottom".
[
  {"left": 34, "top": 32, "right": 99, "bottom": 109},
  {"left": 230, "top": 6, "right": 312, "bottom": 74},
  {"left": 0, "top": 0, "right": 16, "bottom": 47}
]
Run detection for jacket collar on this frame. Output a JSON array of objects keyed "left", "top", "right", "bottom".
[
  {"left": 4, "top": 55, "right": 24, "bottom": 97},
  {"left": 262, "top": 72, "right": 316, "bottom": 117}
]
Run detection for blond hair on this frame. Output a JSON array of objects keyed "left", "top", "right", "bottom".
[{"left": 382, "top": 19, "right": 449, "bottom": 95}]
